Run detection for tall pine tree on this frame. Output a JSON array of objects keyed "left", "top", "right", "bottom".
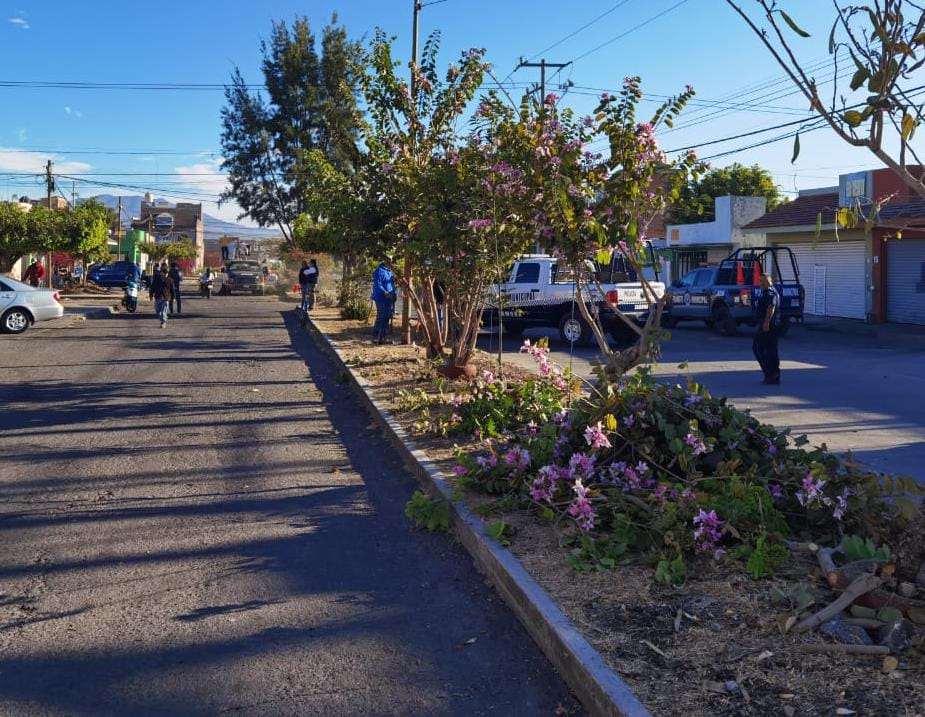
[{"left": 220, "top": 15, "right": 362, "bottom": 244}]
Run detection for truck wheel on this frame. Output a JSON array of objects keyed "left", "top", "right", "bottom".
[
  {"left": 703, "top": 319, "right": 715, "bottom": 328},
  {"left": 219, "top": 285, "right": 230, "bottom": 296},
  {"left": 559, "top": 313, "right": 593, "bottom": 346},
  {"left": 712, "top": 304, "right": 737, "bottom": 336},
  {"left": 661, "top": 314, "right": 678, "bottom": 329}
]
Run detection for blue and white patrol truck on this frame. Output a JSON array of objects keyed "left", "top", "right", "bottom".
[
  {"left": 484, "top": 251, "right": 666, "bottom": 345},
  {"left": 664, "top": 246, "right": 804, "bottom": 335}
]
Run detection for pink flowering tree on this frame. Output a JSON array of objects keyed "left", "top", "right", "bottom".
[
  {"left": 519, "top": 78, "right": 702, "bottom": 383},
  {"left": 360, "top": 31, "right": 496, "bottom": 363}
]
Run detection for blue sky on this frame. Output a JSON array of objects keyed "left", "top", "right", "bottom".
[{"left": 0, "top": 0, "right": 907, "bottom": 225}]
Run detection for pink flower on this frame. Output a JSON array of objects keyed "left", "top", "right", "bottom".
[
  {"left": 796, "top": 472, "right": 830, "bottom": 508},
  {"left": 833, "top": 487, "right": 851, "bottom": 520},
  {"left": 476, "top": 453, "right": 498, "bottom": 470},
  {"left": 683, "top": 433, "right": 709, "bottom": 457},
  {"left": 583, "top": 421, "right": 612, "bottom": 450},
  {"left": 481, "top": 370, "right": 495, "bottom": 385},
  {"left": 693, "top": 509, "right": 723, "bottom": 552},
  {"left": 567, "top": 478, "right": 596, "bottom": 531},
  {"left": 503, "top": 446, "right": 531, "bottom": 474},
  {"left": 569, "top": 452, "right": 596, "bottom": 478}
]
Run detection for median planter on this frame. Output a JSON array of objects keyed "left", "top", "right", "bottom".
[{"left": 303, "top": 306, "right": 925, "bottom": 717}]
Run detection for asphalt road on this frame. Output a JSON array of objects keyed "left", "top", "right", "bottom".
[
  {"left": 0, "top": 295, "right": 581, "bottom": 716},
  {"left": 481, "top": 321, "right": 925, "bottom": 483}
]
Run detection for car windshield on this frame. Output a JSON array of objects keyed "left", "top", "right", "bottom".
[{"left": 227, "top": 263, "right": 260, "bottom": 272}]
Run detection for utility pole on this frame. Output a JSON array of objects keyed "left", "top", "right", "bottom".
[
  {"left": 514, "top": 58, "right": 572, "bottom": 110},
  {"left": 117, "top": 196, "right": 124, "bottom": 259},
  {"left": 45, "top": 160, "right": 54, "bottom": 207},
  {"left": 44, "top": 160, "right": 54, "bottom": 287},
  {"left": 514, "top": 58, "right": 570, "bottom": 252},
  {"left": 401, "top": 0, "right": 423, "bottom": 345}
]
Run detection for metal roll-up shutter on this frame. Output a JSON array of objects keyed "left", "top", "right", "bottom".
[
  {"left": 887, "top": 239, "right": 925, "bottom": 325},
  {"left": 784, "top": 241, "right": 867, "bottom": 319}
]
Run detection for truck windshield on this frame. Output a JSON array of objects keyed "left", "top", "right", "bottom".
[{"left": 227, "top": 262, "right": 260, "bottom": 272}]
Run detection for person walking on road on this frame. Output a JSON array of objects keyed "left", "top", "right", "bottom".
[
  {"left": 150, "top": 267, "right": 176, "bottom": 329},
  {"left": 753, "top": 273, "right": 781, "bottom": 385},
  {"left": 371, "top": 261, "right": 396, "bottom": 344},
  {"left": 23, "top": 259, "right": 46, "bottom": 287},
  {"left": 306, "top": 259, "right": 319, "bottom": 311},
  {"left": 168, "top": 263, "right": 183, "bottom": 315},
  {"left": 297, "top": 260, "right": 318, "bottom": 313}
]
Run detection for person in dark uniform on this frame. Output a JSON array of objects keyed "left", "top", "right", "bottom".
[{"left": 753, "top": 273, "right": 781, "bottom": 385}]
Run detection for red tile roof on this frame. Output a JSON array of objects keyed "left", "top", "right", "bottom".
[{"left": 744, "top": 192, "right": 838, "bottom": 230}]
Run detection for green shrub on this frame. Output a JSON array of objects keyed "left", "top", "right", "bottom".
[{"left": 405, "top": 490, "right": 453, "bottom": 532}]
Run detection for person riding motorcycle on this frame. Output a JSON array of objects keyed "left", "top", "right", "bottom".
[
  {"left": 123, "top": 269, "right": 140, "bottom": 312},
  {"left": 200, "top": 266, "right": 215, "bottom": 299}
]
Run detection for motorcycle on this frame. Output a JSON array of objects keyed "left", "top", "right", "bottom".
[
  {"left": 200, "top": 277, "right": 214, "bottom": 299},
  {"left": 122, "top": 280, "right": 139, "bottom": 313}
]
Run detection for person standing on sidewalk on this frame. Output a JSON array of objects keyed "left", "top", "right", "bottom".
[
  {"left": 168, "top": 263, "right": 183, "bottom": 315},
  {"left": 150, "top": 267, "right": 176, "bottom": 329},
  {"left": 753, "top": 273, "right": 781, "bottom": 385},
  {"left": 371, "top": 261, "right": 396, "bottom": 344},
  {"left": 23, "top": 259, "right": 46, "bottom": 287}
]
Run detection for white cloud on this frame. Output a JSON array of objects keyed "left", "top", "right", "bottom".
[
  {"left": 63, "top": 106, "right": 84, "bottom": 119},
  {"left": 16, "top": 128, "right": 27, "bottom": 142},
  {"left": 63, "top": 106, "right": 71, "bottom": 115},
  {"left": 8, "top": 16, "right": 29, "bottom": 29},
  {"left": 0, "top": 147, "right": 92, "bottom": 175}
]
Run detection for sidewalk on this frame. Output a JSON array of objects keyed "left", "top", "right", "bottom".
[{"left": 800, "top": 315, "right": 925, "bottom": 348}]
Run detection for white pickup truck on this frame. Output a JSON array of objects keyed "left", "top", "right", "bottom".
[{"left": 483, "top": 253, "right": 665, "bottom": 345}]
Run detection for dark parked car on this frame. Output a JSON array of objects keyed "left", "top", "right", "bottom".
[
  {"left": 664, "top": 247, "right": 804, "bottom": 336},
  {"left": 87, "top": 261, "right": 138, "bottom": 289}
]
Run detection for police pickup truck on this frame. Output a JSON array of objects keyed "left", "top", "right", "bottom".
[
  {"left": 484, "top": 252, "right": 665, "bottom": 345},
  {"left": 217, "top": 260, "right": 265, "bottom": 296},
  {"left": 664, "top": 247, "right": 804, "bottom": 335}
]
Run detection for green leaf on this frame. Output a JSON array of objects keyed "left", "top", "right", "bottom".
[
  {"left": 828, "top": 21, "right": 837, "bottom": 54},
  {"left": 843, "top": 109, "right": 863, "bottom": 127},
  {"left": 849, "top": 67, "right": 870, "bottom": 91},
  {"left": 779, "top": 10, "right": 811, "bottom": 38},
  {"left": 791, "top": 132, "right": 801, "bottom": 163},
  {"left": 814, "top": 211, "right": 823, "bottom": 239},
  {"left": 595, "top": 248, "right": 612, "bottom": 265},
  {"left": 902, "top": 113, "right": 916, "bottom": 141}
]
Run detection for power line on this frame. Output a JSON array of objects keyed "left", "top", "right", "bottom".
[
  {"left": 0, "top": 146, "right": 217, "bottom": 156},
  {"left": 573, "top": 0, "right": 692, "bottom": 63},
  {"left": 527, "top": 0, "right": 636, "bottom": 61}
]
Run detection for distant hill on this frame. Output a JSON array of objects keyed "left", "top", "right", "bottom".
[{"left": 91, "top": 195, "right": 283, "bottom": 246}]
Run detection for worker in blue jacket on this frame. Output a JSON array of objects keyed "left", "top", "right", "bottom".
[{"left": 371, "top": 261, "right": 396, "bottom": 344}]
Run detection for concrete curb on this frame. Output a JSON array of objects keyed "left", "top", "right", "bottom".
[{"left": 305, "top": 316, "right": 651, "bottom": 717}]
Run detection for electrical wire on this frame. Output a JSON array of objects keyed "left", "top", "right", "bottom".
[
  {"left": 527, "top": 0, "right": 636, "bottom": 62},
  {"left": 572, "top": 0, "right": 692, "bottom": 63}
]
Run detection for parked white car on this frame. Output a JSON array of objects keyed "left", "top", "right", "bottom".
[{"left": 0, "top": 275, "right": 64, "bottom": 334}]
